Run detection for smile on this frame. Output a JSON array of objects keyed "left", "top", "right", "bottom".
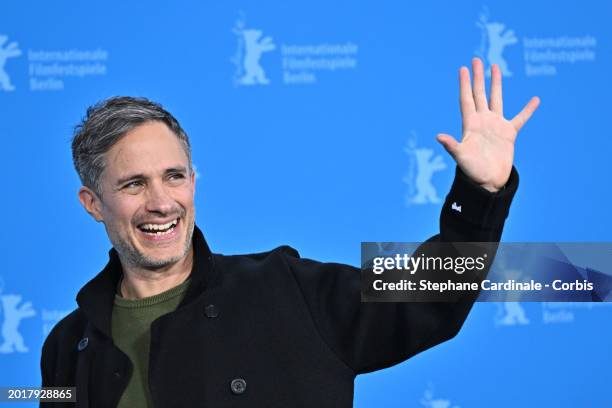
[{"left": 137, "top": 218, "right": 180, "bottom": 238}]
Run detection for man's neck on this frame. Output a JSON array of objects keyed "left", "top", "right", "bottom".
[{"left": 118, "top": 246, "right": 194, "bottom": 300}]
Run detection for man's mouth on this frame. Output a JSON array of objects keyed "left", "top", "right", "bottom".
[{"left": 137, "top": 218, "right": 179, "bottom": 236}]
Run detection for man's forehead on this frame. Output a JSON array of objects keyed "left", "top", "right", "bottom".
[{"left": 105, "top": 123, "right": 189, "bottom": 178}]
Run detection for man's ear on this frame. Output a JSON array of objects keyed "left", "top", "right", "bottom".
[
  {"left": 78, "top": 186, "right": 104, "bottom": 222},
  {"left": 190, "top": 167, "right": 196, "bottom": 195}
]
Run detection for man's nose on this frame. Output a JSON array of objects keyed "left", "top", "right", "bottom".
[{"left": 145, "top": 181, "right": 174, "bottom": 214}]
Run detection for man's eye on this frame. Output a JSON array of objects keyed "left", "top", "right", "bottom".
[
  {"left": 169, "top": 173, "right": 185, "bottom": 181},
  {"left": 124, "top": 181, "right": 143, "bottom": 189}
]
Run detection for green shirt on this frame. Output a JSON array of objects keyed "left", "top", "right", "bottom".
[{"left": 111, "top": 277, "right": 190, "bottom": 408}]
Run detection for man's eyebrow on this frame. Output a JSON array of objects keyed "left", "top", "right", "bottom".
[
  {"left": 115, "top": 166, "right": 189, "bottom": 186},
  {"left": 165, "top": 166, "right": 188, "bottom": 175}
]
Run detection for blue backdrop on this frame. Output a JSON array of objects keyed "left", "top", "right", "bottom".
[{"left": 1, "top": 1, "right": 610, "bottom": 406}]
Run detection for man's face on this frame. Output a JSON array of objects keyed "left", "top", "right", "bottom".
[{"left": 88, "top": 121, "right": 196, "bottom": 270}]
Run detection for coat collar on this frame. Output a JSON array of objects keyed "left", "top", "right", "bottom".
[{"left": 76, "top": 224, "right": 215, "bottom": 339}]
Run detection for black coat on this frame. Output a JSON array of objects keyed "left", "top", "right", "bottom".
[{"left": 41, "top": 166, "right": 518, "bottom": 407}]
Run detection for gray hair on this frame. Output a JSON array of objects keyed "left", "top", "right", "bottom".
[{"left": 71, "top": 96, "right": 192, "bottom": 198}]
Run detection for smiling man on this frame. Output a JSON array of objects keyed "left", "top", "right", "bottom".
[
  {"left": 41, "top": 58, "right": 539, "bottom": 407},
  {"left": 79, "top": 121, "right": 197, "bottom": 299}
]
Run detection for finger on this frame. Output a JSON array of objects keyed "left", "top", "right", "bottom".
[
  {"left": 459, "top": 66, "right": 476, "bottom": 118},
  {"left": 511, "top": 96, "right": 541, "bottom": 132},
  {"left": 436, "top": 133, "right": 460, "bottom": 158},
  {"left": 472, "top": 57, "right": 488, "bottom": 111},
  {"left": 489, "top": 64, "right": 503, "bottom": 115}
]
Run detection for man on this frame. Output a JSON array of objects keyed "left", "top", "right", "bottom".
[{"left": 41, "top": 58, "right": 539, "bottom": 407}]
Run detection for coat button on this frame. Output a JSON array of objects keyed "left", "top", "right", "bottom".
[
  {"left": 230, "top": 378, "right": 246, "bottom": 395},
  {"left": 77, "top": 337, "right": 89, "bottom": 351},
  {"left": 204, "top": 304, "right": 219, "bottom": 318}
]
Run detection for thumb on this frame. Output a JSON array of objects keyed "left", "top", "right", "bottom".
[{"left": 436, "top": 133, "right": 460, "bottom": 158}]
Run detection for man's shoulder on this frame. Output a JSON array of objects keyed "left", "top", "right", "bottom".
[
  {"left": 213, "top": 245, "right": 300, "bottom": 264},
  {"left": 210, "top": 245, "right": 301, "bottom": 280}
]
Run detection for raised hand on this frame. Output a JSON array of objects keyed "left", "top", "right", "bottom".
[{"left": 436, "top": 57, "right": 540, "bottom": 192}]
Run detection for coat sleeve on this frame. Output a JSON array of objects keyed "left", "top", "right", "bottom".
[
  {"left": 283, "top": 166, "right": 519, "bottom": 375},
  {"left": 40, "top": 329, "right": 57, "bottom": 387}
]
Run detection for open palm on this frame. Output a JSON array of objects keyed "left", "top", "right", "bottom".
[{"left": 437, "top": 58, "right": 540, "bottom": 192}]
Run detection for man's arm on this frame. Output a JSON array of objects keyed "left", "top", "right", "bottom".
[
  {"left": 283, "top": 58, "right": 538, "bottom": 375},
  {"left": 283, "top": 164, "right": 518, "bottom": 375},
  {"left": 40, "top": 330, "right": 56, "bottom": 387}
]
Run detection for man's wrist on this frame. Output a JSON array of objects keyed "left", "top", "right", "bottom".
[
  {"left": 443, "top": 165, "right": 519, "bottom": 227},
  {"left": 480, "top": 183, "right": 501, "bottom": 193}
]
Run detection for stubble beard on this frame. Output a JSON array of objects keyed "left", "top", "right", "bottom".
[{"left": 111, "top": 216, "right": 196, "bottom": 271}]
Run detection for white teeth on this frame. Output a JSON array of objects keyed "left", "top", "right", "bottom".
[
  {"left": 139, "top": 218, "right": 178, "bottom": 232},
  {"left": 143, "top": 225, "right": 175, "bottom": 236}
]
